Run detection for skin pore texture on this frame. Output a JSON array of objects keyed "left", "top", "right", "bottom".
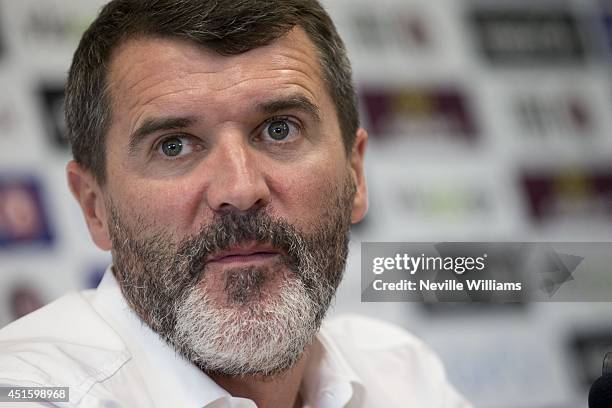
[{"left": 67, "top": 27, "right": 368, "bottom": 408}]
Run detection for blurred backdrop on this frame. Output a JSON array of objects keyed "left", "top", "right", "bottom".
[{"left": 1, "top": 0, "right": 612, "bottom": 407}]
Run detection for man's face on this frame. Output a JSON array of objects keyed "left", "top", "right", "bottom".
[{"left": 69, "top": 28, "right": 367, "bottom": 376}]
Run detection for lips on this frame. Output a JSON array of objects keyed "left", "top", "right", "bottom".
[{"left": 206, "top": 243, "right": 282, "bottom": 264}]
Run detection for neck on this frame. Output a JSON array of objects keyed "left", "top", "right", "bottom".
[{"left": 208, "top": 346, "right": 310, "bottom": 408}]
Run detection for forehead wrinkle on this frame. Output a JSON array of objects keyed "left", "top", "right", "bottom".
[
  {"left": 109, "top": 28, "right": 330, "bottom": 137},
  {"left": 113, "top": 64, "right": 240, "bottom": 123},
  {"left": 127, "top": 88, "right": 203, "bottom": 138},
  {"left": 185, "top": 49, "right": 322, "bottom": 94},
  {"left": 273, "top": 47, "right": 321, "bottom": 74},
  {"left": 109, "top": 36, "right": 216, "bottom": 82},
  {"left": 200, "top": 50, "right": 324, "bottom": 102},
  {"left": 116, "top": 71, "right": 201, "bottom": 114},
  {"left": 130, "top": 85, "right": 200, "bottom": 117},
  {"left": 110, "top": 28, "right": 324, "bottom": 100},
  {"left": 128, "top": 64, "right": 320, "bottom": 115},
  {"left": 108, "top": 43, "right": 218, "bottom": 118},
  {"left": 204, "top": 71, "right": 319, "bottom": 101},
  {"left": 114, "top": 73, "right": 201, "bottom": 132}
]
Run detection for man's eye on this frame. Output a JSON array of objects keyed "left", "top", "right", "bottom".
[
  {"left": 262, "top": 119, "right": 300, "bottom": 142},
  {"left": 157, "top": 136, "right": 195, "bottom": 158}
]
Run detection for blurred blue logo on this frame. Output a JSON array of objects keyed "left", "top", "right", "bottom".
[{"left": 0, "top": 177, "right": 53, "bottom": 248}]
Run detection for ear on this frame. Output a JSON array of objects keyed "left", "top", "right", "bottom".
[
  {"left": 349, "top": 128, "right": 368, "bottom": 224},
  {"left": 66, "top": 160, "right": 112, "bottom": 251}
]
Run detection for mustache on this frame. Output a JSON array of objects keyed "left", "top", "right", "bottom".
[{"left": 174, "top": 209, "right": 306, "bottom": 282}]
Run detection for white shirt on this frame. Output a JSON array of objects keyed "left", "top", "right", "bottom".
[{"left": 0, "top": 268, "right": 471, "bottom": 407}]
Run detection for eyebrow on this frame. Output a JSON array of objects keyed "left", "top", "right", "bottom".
[
  {"left": 257, "top": 95, "right": 322, "bottom": 123},
  {"left": 128, "top": 116, "right": 197, "bottom": 155}
]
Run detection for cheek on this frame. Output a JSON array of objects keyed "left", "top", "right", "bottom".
[
  {"left": 269, "top": 159, "right": 347, "bottom": 226},
  {"left": 111, "top": 178, "right": 201, "bottom": 232}
]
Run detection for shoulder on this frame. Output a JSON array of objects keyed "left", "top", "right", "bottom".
[
  {"left": 320, "top": 314, "right": 472, "bottom": 407},
  {"left": 321, "top": 314, "right": 446, "bottom": 377},
  {"left": 322, "top": 313, "right": 438, "bottom": 357},
  {"left": 0, "top": 292, "right": 131, "bottom": 402}
]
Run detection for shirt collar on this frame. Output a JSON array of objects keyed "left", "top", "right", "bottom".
[
  {"left": 302, "top": 323, "right": 365, "bottom": 407},
  {"left": 93, "top": 267, "right": 243, "bottom": 408},
  {"left": 93, "top": 266, "right": 364, "bottom": 408}
]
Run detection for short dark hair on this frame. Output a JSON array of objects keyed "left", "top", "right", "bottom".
[{"left": 65, "top": 0, "right": 359, "bottom": 184}]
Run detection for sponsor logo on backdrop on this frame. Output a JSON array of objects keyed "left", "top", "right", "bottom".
[
  {"left": 360, "top": 87, "right": 478, "bottom": 141},
  {"left": 38, "top": 83, "right": 68, "bottom": 149},
  {"left": 522, "top": 168, "right": 612, "bottom": 223},
  {"left": 0, "top": 177, "right": 53, "bottom": 248},
  {"left": 570, "top": 330, "right": 612, "bottom": 388},
  {"left": 513, "top": 93, "right": 594, "bottom": 138},
  {"left": 396, "top": 184, "right": 492, "bottom": 219},
  {"left": 349, "top": 10, "right": 432, "bottom": 53},
  {"left": 470, "top": 7, "right": 586, "bottom": 65}
]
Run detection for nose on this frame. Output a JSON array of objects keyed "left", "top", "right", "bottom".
[{"left": 204, "top": 134, "right": 271, "bottom": 213}]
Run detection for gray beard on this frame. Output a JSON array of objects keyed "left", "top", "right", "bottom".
[
  {"left": 108, "top": 176, "right": 355, "bottom": 377},
  {"left": 174, "top": 266, "right": 320, "bottom": 376}
]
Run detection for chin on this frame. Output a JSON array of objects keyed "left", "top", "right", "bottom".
[{"left": 168, "top": 273, "right": 322, "bottom": 377}]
